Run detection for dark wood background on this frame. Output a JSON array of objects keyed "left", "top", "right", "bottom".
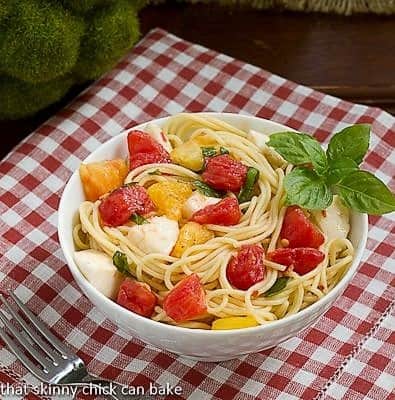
[{"left": 1, "top": 3, "right": 394, "bottom": 160}]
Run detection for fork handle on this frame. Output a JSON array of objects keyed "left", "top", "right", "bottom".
[{"left": 82, "top": 377, "right": 151, "bottom": 400}]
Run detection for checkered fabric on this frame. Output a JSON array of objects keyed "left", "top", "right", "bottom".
[{"left": 0, "top": 28, "right": 394, "bottom": 400}]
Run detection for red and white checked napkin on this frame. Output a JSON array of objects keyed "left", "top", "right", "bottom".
[{"left": 0, "top": 29, "right": 394, "bottom": 400}]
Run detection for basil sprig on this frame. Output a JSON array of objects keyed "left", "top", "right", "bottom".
[
  {"left": 113, "top": 251, "right": 132, "bottom": 276},
  {"left": 267, "top": 124, "right": 395, "bottom": 215}
]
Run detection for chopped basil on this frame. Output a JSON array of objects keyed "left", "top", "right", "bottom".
[
  {"left": 201, "top": 146, "right": 230, "bottom": 158},
  {"left": 112, "top": 251, "right": 132, "bottom": 276},
  {"left": 201, "top": 147, "right": 217, "bottom": 158},
  {"left": 238, "top": 167, "right": 259, "bottom": 203},
  {"left": 264, "top": 277, "right": 289, "bottom": 297},
  {"left": 193, "top": 180, "right": 221, "bottom": 198},
  {"left": 131, "top": 213, "right": 149, "bottom": 225},
  {"left": 148, "top": 169, "right": 162, "bottom": 175}
]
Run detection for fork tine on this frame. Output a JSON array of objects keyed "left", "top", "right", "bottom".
[
  {"left": 0, "top": 294, "right": 60, "bottom": 363},
  {"left": 0, "top": 323, "right": 48, "bottom": 382},
  {"left": 8, "top": 292, "right": 75, "bottom": 359},
  {"left": 0, "top": 310, "right": 54, "bottom": 371}
]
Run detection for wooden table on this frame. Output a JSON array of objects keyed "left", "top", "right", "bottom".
[{"left": 1, "top": 4, "right": 394, "bottom": 160}]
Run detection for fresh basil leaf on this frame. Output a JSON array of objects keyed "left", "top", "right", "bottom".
[
  {"left": 193, "top": 180, "right": 221, "bottom": 198},
  {"left": 327, "top": 124, "right": 370, "bottom": 165},
  {"left": 238, "top": 167, "right": 259, "bottom": 203},
  {"left": 327, "top": 158, "right": 359, "bottom": 185},
  {"left": 300, "top": 135, "right": 328, "bottom": 175},
  {"left": 264, "top": 277, "right": 289, "bottom": 296},
  {"left": 284, "top": 167, "right": 333, "bottom": 210},
  {"left": 112, "top": 251, "right": 132, "bottom": 276},
  {"left": 267, "top": 132, "right": 327, "bottom": 174},
  {"left": 267, "top": 132, "right": 312, "bottom": 164},
  {"left": 335, "top": 170, "right": 395, "bottom": 215},
  {"left": 131, "top": 213, "right": 149, "bottom": 225},
  {"left": 220, "top": 146, "right": 230, "bottom": 155},
  {"left": 148, "top": 169, "right": 162, "bottom": 175},
  {"left": 202, "top": 147, "right": 217, "bottom": 158}
]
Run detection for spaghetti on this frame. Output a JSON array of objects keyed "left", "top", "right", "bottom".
[{"left": 73, "top": 113, "right": 354, "bottom": 329}]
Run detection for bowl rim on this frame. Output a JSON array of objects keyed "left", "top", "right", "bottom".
[{"left": 58, "top": 112, "right": 369, "bottom": 336}]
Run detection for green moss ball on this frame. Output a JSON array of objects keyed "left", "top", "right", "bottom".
[
  {"left": 62, "top": 0, "right": 116, "bottom": 14},
  {"left": 74, "top": 0, "right": 140, "bottom": 80},
  {"left": 0, "top": 0, "right": 84, "bottom": 83},
  {"left": 0, "top": 0, "right": 9, "bottom": 25},
  {"left": 0, "top": 75, "right": 73, "bottom": 120}
]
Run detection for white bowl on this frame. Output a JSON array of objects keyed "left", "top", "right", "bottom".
[{"left": 58, "top": 113, "right": 368, "bottom": 362}]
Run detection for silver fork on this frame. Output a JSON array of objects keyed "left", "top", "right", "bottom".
[{"left": 0, "top": 292, "right": 150, "bottom": 399}]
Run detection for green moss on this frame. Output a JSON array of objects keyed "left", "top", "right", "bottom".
[
  {"left": 0, "top": 0, "right": 9, "bottom": 25},
  {"left": 133, "top": 0, "right": 148, "bottom": 11},
  {"left": 74, "top": 0, "right": 140, "bottom": 80},
  {"left": 62, "top": 0, "right": 116, "bottom": 14},
  {"left": 0, "top": 0, "right": 142, "bottom": 119},
  {"left": 0, "top": 75, "right": 72, "bottom": 120},
  {"left": 0, "top": 0, "right": 84, "bottom": 83}
]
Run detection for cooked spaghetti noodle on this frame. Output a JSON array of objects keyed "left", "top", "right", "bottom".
[{"left": 73, "top": 113, "right": 354, "bottom": 329}]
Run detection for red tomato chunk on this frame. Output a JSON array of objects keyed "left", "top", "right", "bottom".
[
  {"left": 226, "top": 245, "right": 265, "bottom": 290},
  {"left": 163, "top": 274, "right": 207, "bottom": 322},
  {"left": 280, "top": 206, "right": 324, "bottom": 249},
  {"left": 190, "top": 197, "right": 241, "bottom": 226},
  {"left": 268, "top": 248, "right": 325, "bottom": 275},
  {"left": 117, "top": 278, "right": 157, "bottom": 317},
  {"left": 99, "top": 184, "right": 155, "bottom": 226},
  {"left": 202, "top": 154, "right": 248, "bottom": 192},
  {"left": 128, "top": 130, "right": 171, "bottom": 170}
]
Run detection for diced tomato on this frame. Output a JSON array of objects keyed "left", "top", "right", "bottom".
[
  {"left": 280, "top": 206, "right": 324, "bottom": 249},
  {"left": 163, "top": 274, "right": 207, "bottom": 322},
  {"left": 190, "top": 197, "right": 241, "bottom": 226},
  {"left": 226, "top": 245, "right": 265, "bottom": 290},
  {"left": 202, "top": 154, "right": 248, "bottom": 192},
  {"left": 128, "top": 130, "right": 171, "bottom": 170},
  {"left": 99, "top": 184, "right": 155, "bottom": 226},
  {"left": 268, "top": 247, "right": 325, "bottom": 275},
  {"left": 117, "top": 278, "right": 157, "bottom": 317}
]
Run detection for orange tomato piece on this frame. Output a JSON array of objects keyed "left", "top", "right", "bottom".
[{"left": 79, "top": 159, "right": 128, "bottom": 201}]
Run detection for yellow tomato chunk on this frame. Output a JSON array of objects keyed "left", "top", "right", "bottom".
[
  {"left": 172, "top": 222, "right": 214, "bottom": 258},
  {"left": 193, "top": 135, "right": 217, "bottom": 146},
  {"left": 147, "top": 181, "right": 192, "bottom": 221},
  {"left": 211, "top": 316, "right": 259, "bottom": 330},
  {"left": 170, "top": 140, "right": 204, "bottom": 171},
  {"left": 79, "top": 159, "right": 128, "bottom": 201}
]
